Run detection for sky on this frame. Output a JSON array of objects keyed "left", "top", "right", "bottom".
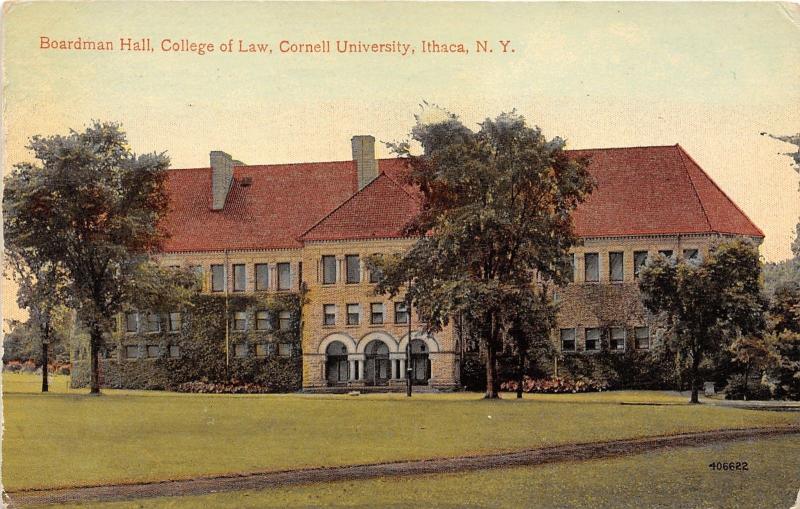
[{"left": 2, "top": 2, "right": 800, "bottom": 323}]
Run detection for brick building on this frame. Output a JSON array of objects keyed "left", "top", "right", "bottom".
[{"left": 76, "top": 135, "right": 763, "bottom": 391}]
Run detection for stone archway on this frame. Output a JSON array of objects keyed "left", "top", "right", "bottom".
[
  {"left": 325, "top": 341, "right": 349, "bottom": 385},
  {"left": 363, "top": 340, "right": 391, "bottom": 386}
]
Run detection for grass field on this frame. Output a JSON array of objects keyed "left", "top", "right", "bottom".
[
  {"left": 48, "top": 435, "right": 800, "bottom": 509},
  {"left": 4, "top": 373, "right": 798, "bottom": 493}
]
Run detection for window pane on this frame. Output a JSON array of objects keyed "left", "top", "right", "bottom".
[
  {"left": 609, "top": 252, "right": 624, "bottom": 282},
  {"left": 169, "top": 345, "right": 180, "bottom": 358},
  {"left": 584, "top": 253, "right": 599, "bottom": 282},
  {"left": 346, "top": 255, "right": 360, "bottom": 284},
  {"left": 369, "top": 262, "right": 383, "bottom": 283},
  {"left": 585, "top": 328, "right": 601, "bottom": 351},
  {"left": 279, "top": 311, "right": 291, "bottom": 330},
  {"left": 278, "top": 343, "right": 292, "bottom": 357},
  {"left": 560, "top": 329, "right": 576, "bottom": 352},
  {"left": 256, "top": 310, "right": 270, "bottom": 330},
  {"left": 635, "top": 327, "right": 650, "bottom": 349},
  {"left": 567, "top": 253, "right": 575, "bottom": 283},
  {"left": 395, "top": 302, "right": 409, "bottom": 324},
  {"left": 610, "top": 327, "right": 625, "bottom": 351},
  {"left": 322, "top": 256, "right": 337, "bottom": 284},
  {"left": 658, "top": 250, "right": 674, "bottom": 260},
  {"left": 347, "top": 304, "right": 360, "bottom": 325},
  {"left": 234, "top": 344, "right": 248, "bottom": 358},
  {"left": 147, "top": 345, "right": 160, "bottom": 358},
  {"left": 234, "top": 311, "right": 247, "bottom": 331},
  {"left": 371, "top": 303, "right": 384, "bottom": 324},
  {"left": 255, "top": 264, "right": 269, "bottom": 290},
  {"left": 277, "top": 263, "right": 291, "bottom": 290},
  {"left": 255, "top": 343, "right": 268, "bottom": 357},
  {"left": 634, "top": 251, "right": 648, "bottom": 278},
  {"left": 211, "top": 264, "right": 225, "bottom": 292},
  {"left": 323, "top": 304, "right": 336, "bottom": 326},
  {"left": 126, "top": 313, "right": 138, "bottom": 333},
  {"left": 233, "top": 264, "right": 246, "bottom": 292},
  {"left": 169, "top": 312, "right": 181, "bottom": 332},
  {"left": 683, "top": 249, "right": 700, "bottom": 264},
  {"left": 126, "top": 345, "right": 139, "bottom": 359},
  {"left": 146, "top": 314, "right": 161, "bottom": 333}
]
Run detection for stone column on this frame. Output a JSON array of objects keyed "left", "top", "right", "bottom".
[
  {"left": 358, "top": 360, "right": 364, "bottom": 381},
  {"left": 390, "top": 359, "right": 397, "bottom": 379},
  {"left": 399, "top": 358, "right": 406, "bottom": 378},
  {"left": 349, "top": 359, "right": 357, "bottom": 381}
]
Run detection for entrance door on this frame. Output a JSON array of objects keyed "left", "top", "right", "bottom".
[
  {"left": 364, "top": 341, "right": 390, "bottom": 386},
  {"left": 410, "top": 339, "right": 430, "bottom": 384},
  {"left": 325, "top": 341, "right": 349, "bottom": 384}
]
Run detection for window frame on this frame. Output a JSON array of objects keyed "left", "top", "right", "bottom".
[
  {"left": 560, "top": 328, "right": 576, "bottom": 352},
  {"left": 146, "top": 344, "right": 160, "bottom": 358},
  {"left": 277, "top": 262, "right": 291, "bottom": 291},
  {"left": 345, "top": 254, "right": 361, "bottom": 284},
  {"left": 125, "top": 345, "right": 140, "bottom": 360},
  {"left": 125, "top": 312, "right": 139, "bottom": 333},
  {"left": 370, "top": 303, "right": 384, "bottom": 325},
  {"left": 584, "top": 253, "right": 599, "bottom": 283},
  {"left": 255, "top": 263, "right": 270, "bottom": 291},
  {"left": 609, "top": 252, "right": 624, "bottom": 282},
  {"left": 211, "top": 264, "right": 225, "bottom": 293},
  {"left": 346, "top": 303, "right": 360, "bottom": 326},
  {"left": 232, "top": 263, "right": 246, "bottom": 292},
  {"left": 634, "top": 251, "right": 648, "bottom": 279},
  {"left": 145, "top": 313, "right": 161, "bottom": 334},
  {"left": 168, "top": 312, "right": 181, "bottom": 333},
  {"left": 635, "top": 326, "right": 650, "bottom": 350},
  {"left": 278, "top": 343, "right": 292, "bottom": 357},
  {"left": 394, "top": 302, "right": 409, "bottom": 324},
  {"left": 610, "top": 327, "right": 626, "bottom": 352},
  {"left": 234, "top": 343, "right": 249, "bottom": 358},
  {"left": 584, "top": 327, "right": 601, "bottom": 352},
  {"left": 169, "top": 345, "right": 181, "bottom": 358},
  {"left": 322, "top": 256, "right": 337, "bottom": 285},
  {"left": 255, "top": 310, "right": 270, "bottom": 331},
  {"left": 323, "top": 304, "right": 336, "bottom": 326},
  {"left": 233, "top": 311, "right": 248, "bottom": 332},
  {"left": 278, "top": 310, "right": 291, "bottom": 331}
]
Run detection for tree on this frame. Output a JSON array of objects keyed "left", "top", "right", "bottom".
[
  {"left": 505, "top": 285, "right": 556, "bottom": 399},
  {"left": 638, "top": 239, "right": 765, "bottom": 403},
  {"left": 3, "top": 122, "right": 172, "bottom": 394},
  {"left": 374, "top": 109, "right": 594, "bottom": 398},
  {"left": 728, "top": 335, "right": 778, "bottom": 397}
]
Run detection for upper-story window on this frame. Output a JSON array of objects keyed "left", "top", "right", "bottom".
[
  {"left": 277, "top": 263, "right": 291, "bottom": 290},
  {"left": 125, "top": 313, "right": 139, "bottom": 333},
  {"left": 233, "top": 264, "right": 246, "bottom": 292},
  {"left": 278, "top": 311, "right": 291, "bottom": 331},
  {"left": 322, "top": 256, "right": 337, "bottom": 285},
  {"left": 234, "top": 343, "right": 248, "bottom": 358},
  {"left": 169, "top": 345, "right": 181, "bottom": 358},
  {"left": 560, "top": 328, "right": 576, "bottom": 352},
  {"left": 609, "top": 252, "right": 624, "bottom": 282},
  {"left": 567, "top": 253, "right": 576, "bottom": 283},
  {"left": 168, "top": 312, "right": 181, "bottom": 333},
  {"left": 145, "top": 314, "right": 161, "bottom": 333},
  {"left": 255, "top": 264, "right": 269, "bottom": 291},
  {"left": 634, "top": 251, "right": 648, "bottom": 278},
  {"left": 658, "top": 249, "right": 674, "bottom": 260},
  {"left": 584, "top": 253, "right": 599, "bottom": 282},
  {"left": 323, "top": 304, "right": 336, "bottom": 326},
  {"left": 370, "top": 303, "right": 384, "bottom": 325},
  {"left": 585, "top": 328, "right": 601, "bottom": 351},
  {"left": 256, "top": 310, "right": 270, "bottom": 331},
  {"left": 346, "top": 304, "right": 360, "bottom": 325},
  {"left": 610, "top": 327, "right": 625, "bottom": 351},
  {"left": 683, "top": 249, "right": 701, "bottom": 265},
  {"left": 369, "top": 257, "right": 383, "bottom": 284},
  {"left": 211, "top": 264, "right": 225, "bottom": 292},
  {"left": 395, "top": 302, "right": 409, "bottom": 324},
  {"left": 346, "top": 255, "right": 360, "bottom": 284},
  {"left": 233, "top": 311, "right": 248, "bottom": 331},
  {"left": 635, "top": 326, "right": 650, "bottom": 350}
]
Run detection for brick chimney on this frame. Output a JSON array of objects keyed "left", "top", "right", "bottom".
[
  {"left": 210, "top": 151, "right": 234, "bottom": 210},
  {"left": 351, "top": 135, "right": 378, "bottom": 190}
]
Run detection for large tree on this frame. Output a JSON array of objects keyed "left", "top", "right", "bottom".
[
  {"left": 638, "top": 239, "right": 765, "bottom": 403},
  {"left": 375, "top": 109, "right": 593, "bottom": 398},
  {"left": 3, "top": 122, "right": 172, "bottom": 394}
]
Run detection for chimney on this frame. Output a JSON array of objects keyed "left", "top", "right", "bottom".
[
  {"left": 210, "top": 151, "right": 234, "bottom": 210},
  {"left": 351, "top": 135, "right": 378, "bottom": 190}
]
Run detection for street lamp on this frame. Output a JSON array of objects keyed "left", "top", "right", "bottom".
[{"left": 406, "top": 290, "right": 412, "bottom": 397}]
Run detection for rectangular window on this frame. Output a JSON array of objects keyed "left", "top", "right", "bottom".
[
  {"left": 146, "top": 345, "right": 160, "bottom": 358},
  {"left": 585, "top": 328, "right": 601, "bottom": 351},
  {"left": 255, "top": 343, "right": 268, "bottom": 357},
  {"left": 634, "top": 251, "right": 648, "bottom": 278},
  {"left": 609, "top": 252, "right": 624, "bottom": 282},
  {"left": 234, "top": 343, "right": 248, "bottom": 358},
  {"left": 395, "top": 302, "right": 409, "bottom": 324},
  {"left": 347, "top": 304, "right": 360, "bottom": 325},
  {"left": 146, "top": 314, "right": 161, "bottom": 333},
  {"left": 278, "top": 311, "right": 291, "bottom": 331},
  {"left": 168, "top": 312, "right": 182, "bottom": 332},
  {"left": 635, "top": 327, "right": 650, "bottom": 350},
  {"left": 125, "top": 313, "right": 138, "bottom": 333},
  {"left": 169, "top": 345, "right": 181, "bottom": 358},
  {"left": 255, "top": 264, "right": 270, "bottom": 291},
  {"left": 233, "top": 264, "right": 246, "bottom": 292},
  {"left": 125, "top": 345, "right": 139, "bottom": 359},
  {"left": 567, "top": 253, "right": 575, "bottom": 283},
  {"left": 346, "top": 255, "right": 360, "bottom": 284},
  {"left": 211, "top": 264, "right": 225, "bottom": 292},
  {"left": 369, "top": 262, "right": 383, "bottom": 284},
  {"left": 658, "top": 250, "right": 674, "bottom": 260},
  {"left": 256, "top": 310, "right": 270, "bottom": 331},
  {"left": 233, "top": 311, "right": 247, "bottom": 331},
  {"left": 584, "top": 253, "right": 599, "bottom": 282},
  {"left": 277, "top": 263, "right": 291, "bottom": 290},
  {"left": 323, "top": 304, "right": 336, "bottom": 326},
  {"left": 561, "top": 329, "right": 576, "bottom": 352},
  {"left": 370, "top": 303, "right": 384, "bottom": 325},
  {"left": 610, "top": 327, "right": 626, "bottom": 351},
  {"left": 683, "top": 249, "right": 700, "bottom": 264},
  {"left": 322, "top": 256, "right": 337, "bottom": 285},
  {"left": 278, "top": 343, "right": 292, "bottom": 357}
]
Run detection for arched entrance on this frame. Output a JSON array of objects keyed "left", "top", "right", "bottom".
[
  {"left": 410, "top": 339, "right": 430, "bottom": 384},
  {"left": 325, "top": 341, "right": 349, "bottom": 385},
  {"left": 364, "top": 340, "right": 390, "bottom": 386}
]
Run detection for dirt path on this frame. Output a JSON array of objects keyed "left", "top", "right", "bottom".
[{"left": 7, "top": 425, "right": 800, "bottom": 508}]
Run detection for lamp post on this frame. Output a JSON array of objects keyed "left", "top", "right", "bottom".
[{"left": 406, "top": 290, "right": 412, "bottom": 397}]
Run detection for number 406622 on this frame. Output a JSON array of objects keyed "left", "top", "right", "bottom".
[{"left": 708, "top": 461, "right": 748, "bottom": 471}]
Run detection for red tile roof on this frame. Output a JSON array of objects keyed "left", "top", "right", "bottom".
[{"left": 160, "top": 144, "right": 762, "bottom": 252}]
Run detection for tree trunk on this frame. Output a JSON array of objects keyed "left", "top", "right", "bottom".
[
  {"left": 41, "top": 339, "right": 49, "bottom": 393},
  {"left": 516, "top": 350, "right": 524, "bottom": 399},
  {"left": 89, "top": 325, "right": 102, "bottom": 395},
  {"left": 689, "top": 352, "right": 700, "bottom": 404},
  {"left": 485, "top": 339, "right": 498, "bottom": 399}
]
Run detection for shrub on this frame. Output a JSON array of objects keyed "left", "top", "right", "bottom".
[
  {"left": 21, "top": 360, "right": 37, "bottom": 373},
  {"left": 724, "top": 373, "right": 772, "bottom": 400},
  {"left": 500, "top": 375, "right": 609, "bottom": 394},
  {"left": 173, "top": 380, "right": 272, "bottom": 394},
  {"left": 4, "top": 361, "right": 23, "bottom": 373}
]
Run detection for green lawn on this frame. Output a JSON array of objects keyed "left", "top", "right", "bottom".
[
  {"left": 55, "top": 435, "right": 800, "bottom": 509},
  {"left": 3, "top": 373, "right": 798, "bottom": 492}
]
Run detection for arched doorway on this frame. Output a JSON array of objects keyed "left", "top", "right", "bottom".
[
  {"left": 410, "top": 339, "right": 430, "bottom": 385},
  {"left": 364, "top": 340, "right": 390, "bottom": 386},
  {"left": 325, "top": 341, "right": 349, "bottom": 385}
]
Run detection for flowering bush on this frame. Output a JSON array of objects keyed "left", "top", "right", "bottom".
[
  {"left": 500, "top": 375, "right": 609, "bottom": 394},
  {"left": 4, "top": 361, "right": 23, "bottom": 373},
  {"left": 173, "top": 379, "right": 272, "bottom": 394}
]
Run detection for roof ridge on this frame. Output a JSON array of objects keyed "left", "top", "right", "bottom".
[
  {"left": 675, "top": 144, "right": 715, "bottom": 233},
  {"left": 565, "top": 144, "right": 679, "bottom": 152},
  {"left": 676, "top": 144, "right": 765, "bottom": 238}
]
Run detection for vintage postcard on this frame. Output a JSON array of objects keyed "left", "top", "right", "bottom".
[{"left": 2, "top": 2, "right": 799, "bottom": 508}]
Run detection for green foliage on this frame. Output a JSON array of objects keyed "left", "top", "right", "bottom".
[
  {"left": 763, "top": 258, "right": 800, "bottom": 297},
  {"left": 3, "top": 318, "right": 70, "bottom": 364},
  {"left": 769, "top": 330, "right": 800, "bottom": 399}
]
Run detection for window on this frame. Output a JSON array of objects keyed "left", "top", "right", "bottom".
[
  {"left": 635, "top": 327, "right": 650, "bottom": 350},
  {"left": 255, "top": 343, "right": 268, "bottom": 357},
  {"left": 168, "top": 312, "right": 181, "bottom": 332},
  {"left": 125, "top": 345, "right": 139, "bottom": 359},
  {"left": 146, "top": 345, "right": 160, "bottom": 358},
  {"left": 323, "top": 304, "right": 336, "bottom": 326},
  {"left": 125, "top": 313, "right": 138, "bottom": 333},
  {"left": 190, "top": 265, "right": 204, "bottom": 289},
  {"left": 255, "top": 263, "right": 270, "bottom": 291},
  {"left": 585, "top": 328, "right": 601, "bottom": 351},
  {"left": 278, "top": 311, "right": 291, "bottom": 331},
  {"left": 145, "top": 314, "right": 161, "bottom": 333},
  {"left": 609, "top": 252, "right": 624, "bottom": 282},
  {"left": 395, "top": 302, "right": 409, "bottom": 324},
  {"left": 277, "top": 263, "right": 291, "bottom": 290},
  {"left": 683, "top": 249, "right": 700, "bottom": 265},
  {"left": 322, "top": 256, "right": 337, "bottom": 284},
  {"left": 278, "top": 343, "right": 292, "bottom": 357},
  {"left": 610, "top": 327, "right": 626, "bottom": 351},
  {"left": 567, "top": 253, "right": 575, "bottom": 283},
  {"left": 233, "top": 264, "right": 246, "bottom": 292},
  {"left": 211, "top": 264, "right": 225, "bottom": 292},
  {"left": 233, "top": 311, "right": 247, "bottom": 331},
  {"left": 658, "top": 250, "right": 674, "bottom": 260},
  {"left": 370, "top": 303, "right": 384, "bottom": 325},
  {"left": 346, "top": 255, "right": 360, "bottom": 284},
  {"left": 584, "top": 253, "right": 599, "bottom": 282},
  {"left": 256, "top": 310, "right": 270, "bottom": 331},
  {"left": 369, "top": 260, "right": 383, "bottom": 283},
  {"left": 560, "top": 329, "right": 576, "bottom": 352},
  {"left": 347, "top": 304, "right": 360, "bottom": 325},
  {"left": 234, "top": 343, "right": 248, "bottom": 358},
  {"left": 634, "top": 251, "right": 648, "bottom": 278},
  {"left": 169, "top": 345, "right": 181, "bottom": 358}
]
